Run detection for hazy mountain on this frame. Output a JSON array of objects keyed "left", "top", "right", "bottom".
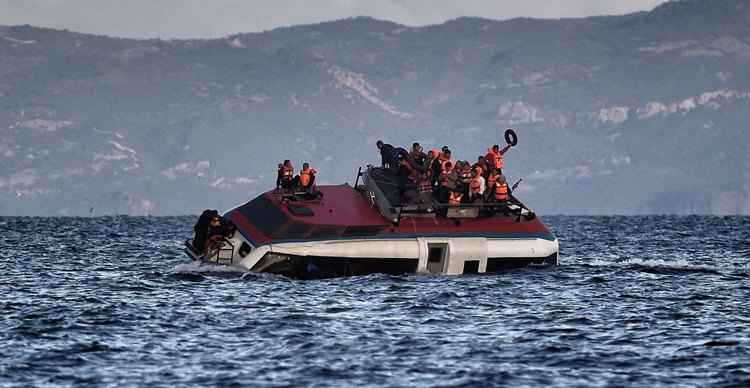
[{"left": 1, "top": 0, "right": 749, "bottom": 216}]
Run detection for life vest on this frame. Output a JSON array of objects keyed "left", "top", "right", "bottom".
[
  {"left": 281, "top": 166, "right": 294, "bottom": 181},
  {"left": 299, "top": 168, "right": 314, "bottom": 187},
  {"left": 494, "top": 182, "right": 509, "bottom": 201},
  {"left": 448, "top": 191, "right": 463, "bottom": 206},
  {"left": 469, "top": 177, "right": 483, "bottom": 194},
  {"left": 486, "top": 149, "right": 504, "bottom": 170}
]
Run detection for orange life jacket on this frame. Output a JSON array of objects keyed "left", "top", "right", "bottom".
[
  {"left": 299, "top": 168, "right": 315, "bottom": 187},
  {"left": 448, "top": 191, "right": 463, "bottom": 206},
  {"left": 494, "top": 182, "right": 509, "bottom": 201},
  {"left": 486, "top": 149, "right": 504, "bottom": 170},
  {"left": 469, "top": 177, "right": 483, "bottom": 194}
]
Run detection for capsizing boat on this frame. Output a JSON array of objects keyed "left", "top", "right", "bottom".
[{"left": 185, "top": 131, "right": 559, "bottom": 279}]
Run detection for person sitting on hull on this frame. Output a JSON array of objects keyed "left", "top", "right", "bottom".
[
  {"left": 278, "top": 160, "right": 295, "bottom": 191},
  {"left": 276, "top": 163, "right": 284, "bottom": 189},
  {"left": 485, "top": 143, "right": 511, "bottom": 174},
  {"left": 294, "top": 162, "right": 318, "bottom": 192},
  {"left": 205, "top": 215, "right": 226, "bottom": 256},
  {"left": 376, "top": 140, "right": 396, "bottom": 169},
  {"left": 192, "top": 209, "right": 219, "bottom": 254}
]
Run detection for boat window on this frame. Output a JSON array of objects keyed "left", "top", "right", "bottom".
[
  {"left": 239, "top": 242, "right": 252, "bottom": 257},
  {"left": 237, "top": 195, "right": 287, "bottom": 236}
]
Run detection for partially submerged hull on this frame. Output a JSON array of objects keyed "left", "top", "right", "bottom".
[
  {"left": 187, "top": 233, "right": 558, "bottom": 279},
  {"left": 185, "top": 167, "right": 559, "bottom": 279}
]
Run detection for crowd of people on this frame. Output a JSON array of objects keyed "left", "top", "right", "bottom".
[
  {"left": 376, "top": 140, "right": 514, "bottom": 207},
  {"left": 276, "top": 160, "right": 318, "bottom": 193},
  {"left": 271, "top": 139, "right": 514, "bottom": 208}
]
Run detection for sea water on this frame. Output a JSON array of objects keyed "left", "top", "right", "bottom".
[{"left": 1, "top": 216, "right": 748, "bottom": 386}]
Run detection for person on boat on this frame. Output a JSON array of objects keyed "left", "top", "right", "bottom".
[
  {"left": 416, "top": 172, "right": 433, "bottom": 205},
  {"left": 278, "top": 160, "right": 295, "bottom": 190},
  {"left": 467, "top": 168, "right": 486, "bottom": 203},
  {"left": 376, "top": 140, "right": 395, "bottom": 169},
  {"left": 436, "top": 161, "right": 458, "bottom": 203},
  {"left": 397, "top": 157, "right": 419, "bottom": 203},
  {"left": 485, "top": 169, "right": 499, "bottom": 200},
  {"left": 192, "top": 209, "right": 219, "bottom": 254},
  {"left": 472, "top": 155, "right": 488, "bottom": 178},
  {"left": 493, "top": 174, "right": 511, "bottom": 204},
  {"left": 439, "top": 149, "right": 455, "bottom": 173},
  {"left": 204, "top": 215, "right": 225, "bottom": 256},
  {"left": 485, "top": 144, "right": 511, "bottom": 174},
  {"left": 448, "top": 189, "right": 463, "bottom": 206},
  {"left": 296, "top": 162, "right": 318, "bottom": 192},
  {"left": 275, "top": 163, "right": 283, "bottom": 189},
  {"left": 428, "top": 149, "right": 442, "bottom": 185},
  {"left": 424, "top": 149, "right": 435, "bottom": 175},
  {"left": 458, "top": 162, "right": 473, "bottom": 191},
  {"left": 409, "top": 142, "right": 427, "bottom": 169}
]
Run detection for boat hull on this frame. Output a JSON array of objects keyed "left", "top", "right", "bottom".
[
  {"left": 187, "top": 183, "right": 560, "bottom": 279},
  {"left": 190, "top": 233, "right": 559, "bottom": 279}
]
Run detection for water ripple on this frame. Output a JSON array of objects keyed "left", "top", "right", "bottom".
[{"left": 1, "top": 215, "right": 749, "bottom": 386}]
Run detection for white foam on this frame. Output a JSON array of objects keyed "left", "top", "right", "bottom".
[{"left": 172, "top": 261, "right": 246, "bottom": 274}]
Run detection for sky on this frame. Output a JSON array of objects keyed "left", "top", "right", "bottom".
[{"left": 0, "top": 0, "right": 669, "bottom": 39}]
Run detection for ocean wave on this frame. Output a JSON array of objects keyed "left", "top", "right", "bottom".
[{"left": 584, "top": 257, "right": 749, "bottom": 274}]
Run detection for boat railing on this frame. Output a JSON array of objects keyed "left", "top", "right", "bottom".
[
  {"left": 395, "top": 196, "right": 534, "bottom": 222},
  {"left": 207, "top": 239, "right": 235, "bottom": 265}
]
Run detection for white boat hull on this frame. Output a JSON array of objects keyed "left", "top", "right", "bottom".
[{"left": 191, "top": 232, "right": 559, "bottom": 278}]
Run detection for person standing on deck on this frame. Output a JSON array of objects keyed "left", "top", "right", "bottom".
[
  {"left": 485, "top": 144, "right": 511, "bottom": 174},
  {"left": 376, "top": 140, "right": 395, "bottom": 169},
  {"left": 410, "top": 142, "right": 427, "bottom": 169}
]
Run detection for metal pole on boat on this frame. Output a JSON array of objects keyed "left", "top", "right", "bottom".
[{"left": 354, "top": 166, "right": 362, "bottom": 188}]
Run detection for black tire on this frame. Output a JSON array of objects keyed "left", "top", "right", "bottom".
[{"left": 504, "top": 129, "right": 518, "bottom": 146}]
